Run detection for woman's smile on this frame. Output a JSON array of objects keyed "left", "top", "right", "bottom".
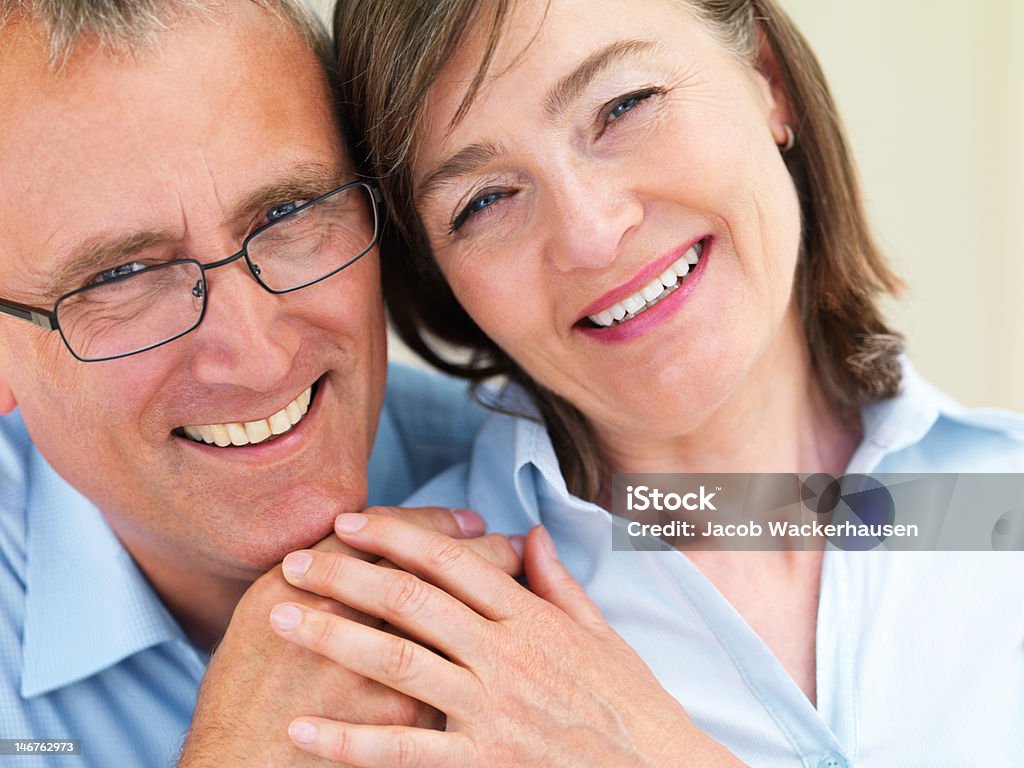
[{"left": 577, "top": 237, "right": 708, "bottom": 337}]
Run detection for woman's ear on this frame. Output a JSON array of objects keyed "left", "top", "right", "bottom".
[{"left": 754, "top": 25, "right": 796, "bottom": 147}]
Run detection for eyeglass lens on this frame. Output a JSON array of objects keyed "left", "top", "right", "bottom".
[{"left": 54, "top": 184, "right": 377, "bottom": 362}]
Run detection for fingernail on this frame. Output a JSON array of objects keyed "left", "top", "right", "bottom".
[
  {"left": 282, "top": 551, "right": 312, "bottom": 579},
  {"left": 335, "top": 512, "right": 368, "bottom": 533},
  {"left": 452, "top": 508, "right": 485, "bottom": 536},
  {"left": 538, "top": 526, "right": 558, "bottom": 559},
  {"left": 270, "top": 603, "right": 302, "bottom": 631},
  {"left": 289, "top": 719, "right": 318, "bottom": 744},
  {"left": 508, "top": 534, "right": 525, "bottom": 558}
]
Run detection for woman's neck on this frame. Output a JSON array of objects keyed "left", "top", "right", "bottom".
[{"left": 595, "top": 310, "right": 862, "bottom": 486}]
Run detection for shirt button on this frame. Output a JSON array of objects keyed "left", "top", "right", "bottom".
[{"left": 818, "top": 753, "right": 848, "bottom": 768}]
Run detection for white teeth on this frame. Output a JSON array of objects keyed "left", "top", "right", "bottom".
[
  {"left": 180, "top": 386, "right": 314, "bottom": 448},
  {"left": 209, "top": 424, "right": 231, "bottom": 447},
  {"left": 244, "top": 419, "right": 272, "bottom": 444},
  {"left": 268, "top": 410, "right": 292, "bottom": 435},
  {"left": 586, "top": 241, "right": 704, "bottom": 328},
  {"left": 640, "top": 279, "right": 663, "bottom": 302},
  {"left": 621, "top": 294, "right": 645, "bottom": 314},
  {"left": 227, "top": 423, "right": 248, "bottom": 446}
]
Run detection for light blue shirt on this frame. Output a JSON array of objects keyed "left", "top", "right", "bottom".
[
  {"left": 405, "top": 363, "right": 1024, "bottom": 768},
  {"left": 0, "top": 363, "right": 483, "bottom": 768}
]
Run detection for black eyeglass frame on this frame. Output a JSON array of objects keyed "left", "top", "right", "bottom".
[{"left": 0, "top": 180, "right": 382, "bottom": 363}]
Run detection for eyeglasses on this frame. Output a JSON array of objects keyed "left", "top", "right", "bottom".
[{"left": 0, "top": 181, "right": 381, "bottom": 362}]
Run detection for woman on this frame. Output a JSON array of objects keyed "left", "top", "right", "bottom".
[{"left": 268, "top": 0, "right": 1024, "bottom": 764}]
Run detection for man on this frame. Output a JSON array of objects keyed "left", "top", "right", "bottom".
[{"left": 0, "top": 2, "right": 511, "bottom": 765}]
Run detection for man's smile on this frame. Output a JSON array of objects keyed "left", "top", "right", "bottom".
[{"left": 177, "top": 382, "right": 316, "bottom": 447}]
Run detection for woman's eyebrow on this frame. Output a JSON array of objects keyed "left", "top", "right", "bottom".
[
  {"left": 544, "top": 38, "right": 661, "bottom": 120},
  {"left": 416, "top": 141, "right": 507, "bottom": 204},
  {"left": 415, "top": 40, "right": 660, "bottom": 205}
]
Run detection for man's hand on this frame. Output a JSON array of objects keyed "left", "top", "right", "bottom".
[
  {"left": 178, "top": 507, "right": 521, "bottom": 768},
  {"left": 267, "top": 513, "right": 746, "bottom": 768}
]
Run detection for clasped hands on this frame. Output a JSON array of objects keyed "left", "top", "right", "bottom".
[
  {"left": 181, "top": 506, "right": 742, "bottom": 768},
  {"left": 272, "top": 510, "right": 742, "bottom": 768}
]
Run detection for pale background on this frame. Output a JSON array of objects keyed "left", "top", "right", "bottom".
[{"left": 311, "top": 0, "right": 1024, "bottom": 412}]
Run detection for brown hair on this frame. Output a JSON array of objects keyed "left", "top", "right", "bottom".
[{"left": 334, "top": 0, "right": 904, "bottom": 500}]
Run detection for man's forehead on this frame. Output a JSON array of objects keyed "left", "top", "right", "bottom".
[
  {"left": 0, "top": 0, "right": 346, "bottom": 301},
  {"left": 0, "top": 0, "right": 321, "bottom": 69}
]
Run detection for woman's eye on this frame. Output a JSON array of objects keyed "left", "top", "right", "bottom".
[
  {"left": 95, "top": 261, "right": 148, "bottom": 284},
  {"left": 449, "top": 190, "right": 508, "bottom": 233},
  {"left": 605, "top": 88, "right": 661, "bottom": 124}
]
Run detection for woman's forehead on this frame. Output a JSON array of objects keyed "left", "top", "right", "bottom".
[{"left": 414, "top": 0, "right": 712, "bottom": 166}]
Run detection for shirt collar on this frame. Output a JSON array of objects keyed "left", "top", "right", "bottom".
[
  {"left": 470, "top": 385, "right": 594, "bottom": 529},
  {"left": 498, "top": 358, "right": 979, "bottom": 503},
  {"left": 21, "top": 448, "right": 185, "bottom": 698}
]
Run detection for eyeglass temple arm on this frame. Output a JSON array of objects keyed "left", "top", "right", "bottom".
[{"left": 0, "top": 299, "right": 57, "bottom": 331}]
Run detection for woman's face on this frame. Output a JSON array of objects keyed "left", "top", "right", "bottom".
[{"left": 412, "top": 0, "right": 802, "bottom": 444}]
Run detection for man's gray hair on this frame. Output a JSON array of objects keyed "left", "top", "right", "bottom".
[{"left": 0, "top": 0, "right": 331, "bottom": 69}]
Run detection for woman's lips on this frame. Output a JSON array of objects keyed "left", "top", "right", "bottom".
[
  {"left": 576, "top": 237, "right": 711, "bottom": 342},
  {"left": 576, "top": 237, "right": 709, "bottom": 329}
]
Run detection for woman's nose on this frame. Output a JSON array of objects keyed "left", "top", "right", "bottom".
[{"left": 544, "top": 166, "right": 643, "bottom": 273}]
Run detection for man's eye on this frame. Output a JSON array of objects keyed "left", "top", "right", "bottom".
[
  {"left": 95, "top": 262, "right": 148, "bottom": 284},
  {"left": 265, "top": 201, "right": 304, "bottom": 224}
]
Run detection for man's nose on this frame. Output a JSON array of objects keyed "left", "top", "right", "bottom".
[
  {"left": 187, "top": 260, "right": 298, "bottom": 390},
  {"left": 544, "top": 164, "right": 643, "bottom": 273}
]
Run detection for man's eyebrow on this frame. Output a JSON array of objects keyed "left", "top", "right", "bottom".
[
  {"left": 229, "top": 163, "right": 345, "bottom": 222},
  {"left": 416, "top": 141, "right": 507, "bottom": 204},
  {"left": 46, "top": 163, "right": 346, "bottom": 299},
  {"left": 48, "top": 231, "right": 174, "bottom": 299},
  {"left": 544, "top": 39, "right": 662, "bottom": 120}
]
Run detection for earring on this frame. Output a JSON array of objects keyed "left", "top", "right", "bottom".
[{"left": 779, "top": 124, "right": 796, "bottom": 153}]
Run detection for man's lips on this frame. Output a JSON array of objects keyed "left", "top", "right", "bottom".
[
  {"left": 576, "top": 238, "right": 707, "bottom": 328},
  {"left": 174, "top": 380, "right": 319, "bottom": 447}
]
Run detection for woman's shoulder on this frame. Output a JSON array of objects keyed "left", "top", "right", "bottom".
[
  {"left": 919, "top": 406, "right": 1024, "bottom": 470},
  {"left": 868, "top": 363, "right": 1024, "bottom": 472}
]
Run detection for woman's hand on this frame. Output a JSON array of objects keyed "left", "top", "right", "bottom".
[
  {"left": 269, "top": 512, "right": 745, "bottom": 768},
  {"left": 180, "top": 506, "right": 521, "bottom": 768}
]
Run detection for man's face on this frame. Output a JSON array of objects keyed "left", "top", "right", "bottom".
[{"left": 0, "top": 2, "right": 387, "bottom": 582}]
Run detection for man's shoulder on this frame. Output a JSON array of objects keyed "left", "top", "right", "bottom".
[
  {"left": 382, "top": 361, "right": 484, "bottom": 433},
  {"left": 369, "top": 363, "right": 486, "bottom": 504},
  {"left": 0, "top": 410, "right": 32, "bottom": 582}
]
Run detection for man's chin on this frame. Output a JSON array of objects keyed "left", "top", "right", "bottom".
[{"left": 200, "top": 486, "right": 369, "bottom": 574}]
